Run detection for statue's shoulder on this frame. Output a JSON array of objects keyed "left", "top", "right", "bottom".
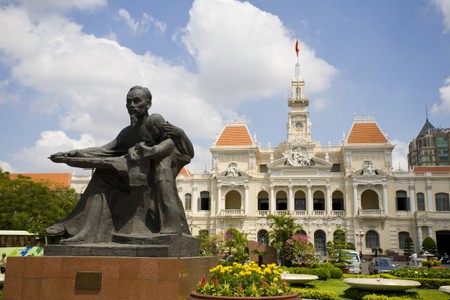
[{"left": 147, "top": 113, "right": 165, "bottom": 126}]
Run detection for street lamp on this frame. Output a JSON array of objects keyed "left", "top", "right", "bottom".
[{"left": 356, "top": 229, "right": 365, "bottom": 255}]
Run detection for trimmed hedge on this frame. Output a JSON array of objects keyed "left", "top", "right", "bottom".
[
  {"left": 284, "top": 263, "right": 343, "bottom": 280},
  {"left": 343, "top": 287, "right": 421, "bottom": 300},
  {"left": 293, "top": 287, "right": 337, "bottom": 300}
]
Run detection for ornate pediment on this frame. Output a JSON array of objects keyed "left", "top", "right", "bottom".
[
  {"left": 268, "top": 154, "right": 332, "bottom": 170},
  {"left": 351, "top": 160, "right": 387, "bottom": 177},
  {"left": 218, "top": 162, "right": 249, "bottom": 178}
]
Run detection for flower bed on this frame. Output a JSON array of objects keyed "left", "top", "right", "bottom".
[{"left": 194, "top": 261, "right": 294, "bottom": 297}]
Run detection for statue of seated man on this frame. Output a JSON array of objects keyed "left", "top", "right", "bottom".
[{"left": 46, "top": 86, "right": 194, "bottom": 244}]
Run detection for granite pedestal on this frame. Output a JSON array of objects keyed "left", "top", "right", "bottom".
[{"left": 3, "top": 255, "right": 218, "bottom": 300}]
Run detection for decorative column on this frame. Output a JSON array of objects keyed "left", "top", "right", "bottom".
[
  {"left": 417, "top": 226, "right": 423, "bottom": 252},
  {"left": 382, "top": 184, "right": 388, "bottom": 215},
  {"left": 244, "top": 184, "right": 249, "bottom": 215},
  {"left": 427, "top": 226, "right": 433, "bottom": 239},
  {"left": 326, "top": 184, "right": 331, "bottom": 215},
  {"left": 409, "top": 184, "right": 416, "bottom": 213},
  {"left": 288, "top": 185, "right": 294, "bottom": 212},
  {"left": 307, "top": 185, "right": 312, "bottom": 215},
  {"left": 216, "top": 184, "right": 222, "bottom": 216},
  {"left": 426, "top": 183, "right": 433, "bottom": 211},
  {"left": 192, "top": 186, "right": 198, "bottom": 213},
  {"left": 353, "top": 184, "right": 358, "bottom": 217},
  {"left": 270, "top": 184, "right": 275, "bottom": 214}
]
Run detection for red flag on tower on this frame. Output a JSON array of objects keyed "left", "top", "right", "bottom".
[{"left": 295, "top": 39, "right": 299, "bottom": 57}]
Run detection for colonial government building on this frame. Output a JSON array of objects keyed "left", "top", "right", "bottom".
[
  {"left": 14, "top": 60, "right": 450, "bottom": 258},
  {"left": 173, "top": 60, "right": 450, "bottom": 258}
]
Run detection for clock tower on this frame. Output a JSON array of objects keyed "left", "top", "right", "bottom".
[{"left": 287, "top": 60, "right": 311, "bottom": 143}]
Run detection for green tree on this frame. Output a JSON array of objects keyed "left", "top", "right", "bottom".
[
  {"left": 422, "top": 236, "right": 438, "bottom": 255},
  {"left": 224, "top": 228, "right": 249, "bottom": 263},
  {"left": 0, "top": 169, "right": 78, "bottom": 237},
  {"left": 326, "top": 228, "right": 354, "bottom": 267},
  {"left": 267, "top": 214, "right": 304, "bottom": 266},
  {"left": 403, "top": 236, "right": 414, "bottom": 258},
  {"left": 198, "top": 231, "right": 226, "bottom": 256}
]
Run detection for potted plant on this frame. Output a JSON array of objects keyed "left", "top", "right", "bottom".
[{"left": 188, "top": 261, "right": 300, "bottom": 299}]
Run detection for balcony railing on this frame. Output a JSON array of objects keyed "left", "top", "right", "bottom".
[
  {"left": 360, "top": 209, "right": 382, "bottom": 216},
  {"left": 221, "top": 209, "right": 244, "bottom": 216},
  {"left": 332, "top": 210, "right": 345, "bottom": 217},
  {"left": 313, "top": 210, "right": 326, "bottom": 216},
  {"left": 293, "top": 210, "right": 306, "bottom": 216},
  {"left": 257, "top": 210, "right": 269, "bottom": 216}
]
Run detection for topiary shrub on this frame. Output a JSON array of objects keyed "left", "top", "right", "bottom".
[{"left": 421, "top": 236, "right": 438, "bottom": 256}]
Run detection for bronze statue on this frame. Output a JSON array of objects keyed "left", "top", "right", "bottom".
[{"left": 46, "top": 86, "right": 194, "bottom": 244}]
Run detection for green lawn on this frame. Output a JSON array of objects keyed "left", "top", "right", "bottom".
[{"left": 292, "top": 278, "right": 448, "bottom": 300}]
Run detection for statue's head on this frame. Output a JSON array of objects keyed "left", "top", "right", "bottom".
[
  {"left": 127, "top": 86, "right": 152, "bottom": 106},
  {"left": 126, "top": 86, "right": 152, "bottom": 126}
]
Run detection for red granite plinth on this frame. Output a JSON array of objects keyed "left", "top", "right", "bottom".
[{"left": 3, "top": 256, "right": 218, "bottom": 300}]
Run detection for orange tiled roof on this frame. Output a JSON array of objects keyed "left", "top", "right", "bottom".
[
  {"left": 413, "top": 166, "right": 450, "bottom": 172},
  {"left": 215, "top": 124, "right": 253, "bottom": 146},
  {"left": 347, "top": 122, "right": 388, "bottom": 144},
  {"left": 179, "top": 167, "right": 191, "bottom": 175},
  {"left": 9, "top": 173, "right": 72, "bottom": 188}
]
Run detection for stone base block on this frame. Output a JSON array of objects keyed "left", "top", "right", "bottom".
[
  {"left": 3, "top": 256, "right": 218, "bottom": 300},
  {"left": 45, "top": 234, "right": 200, "bottom": 257}
]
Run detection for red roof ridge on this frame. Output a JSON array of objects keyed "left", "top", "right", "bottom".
[
  {"left": 214, "top": 123, "right": 253, "bottom": 147},
  {"left": 347, "top": 118, "right": 388, "bottom": 144}
]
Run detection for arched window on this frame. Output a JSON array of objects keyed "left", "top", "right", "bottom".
[
  {"left": 276, "top": 191, "right": 287, "bottom": 211},
  {"left": 313, "top": 190, "right": 325, "bottom": 210},
  {"left": 332, "top": 191, "right": 344, "bottom": 210},
  {"left": 225, "top": 190, "right": 241, "bottom": 209},
  {"left": 365, "top": 230, "right": 379, "bottom": 249},
  {"left": 257, "top": 229, "right": 268, "bottom": 245},
  {"left": 314, "top": 230, "right": 327, "bottom": 257},
  {"left": 257, "top": 191, "right": 269, "bottom": 211},
  {"left": 361, "top": 190, "right": 379, "bottom": 209},
  {"left": 417, "top": 193, "right": 425, "bottom": 211},
  {"left": 398, "top": 232, "right": 410, "bottom": 249},
  {"left": 184, "top": 193, "right": 192, "bottom": 210},
  {"left": 436, "top": 193, "right": 450, "bottom": 211},
  {"left": 396, "top": 190, "right": 409, "bottom": 211},
  {"left": 294, "top": 190, "right": 306, "bottom": 210}
]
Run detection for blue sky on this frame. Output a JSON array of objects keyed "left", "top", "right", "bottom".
[{"left": 0, "top": 0, "right": 450, "bottom": 174}]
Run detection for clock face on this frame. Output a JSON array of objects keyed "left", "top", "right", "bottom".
[{"left": 295, "top": 122, "right": 303, "bottom": 130}]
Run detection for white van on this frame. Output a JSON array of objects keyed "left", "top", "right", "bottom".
[{"left": 342, "top": 250, "right": 361, "bottom": 274}]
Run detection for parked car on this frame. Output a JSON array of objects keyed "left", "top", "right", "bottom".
[
  {"left": 342, "top": 250, "right": 362, "bottom": 274},
  {"left": 368, "top": 257, "right": 399, "bottom": 275}
]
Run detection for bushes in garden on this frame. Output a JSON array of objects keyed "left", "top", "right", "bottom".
[
  {"left": 390, "top": 267, "right": 450, "bottom": 289},
  {"left": 283, "top": 262, "right": 343, "bottom": 280},
  {"left": 292, "top": 287, "right": 337, "bottom": 300},
  {"left": 343, "top": 287, "right": 420, "bottom": 300}
]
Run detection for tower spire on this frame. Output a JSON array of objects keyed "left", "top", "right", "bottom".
[{"left": 294, "top": 38, "right": 301, "bottom": 84}]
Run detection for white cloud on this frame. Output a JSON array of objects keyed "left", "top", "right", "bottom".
[
  {"left": 117, "top": 8, "right": 166, "bottom": 36},
  {"left": 311, "top": 97, "right": 329, "bottom": 111},
  {"left": 391, "top": 139, "right": 409, "bottom": 171},
  {"left": 10, "top": 131, "right": 96, "bottom": 173},
  {"left": 0, "top": 160, "right": 14, "bottom": 173},
  {"left": 181, "top": 0, "right": 337, "bottom": 107},
  {"left": 19, "top": 0, "right": 106, "bottom": 14},
  {"left": 433, "top": 0, "right": 450, "bottom": 32},
  {"left": 431, "top": 77, "right": 450, "bottom": 115},
  {"left": 0, "top": 0, "right": 338, "bottom": 173}
]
